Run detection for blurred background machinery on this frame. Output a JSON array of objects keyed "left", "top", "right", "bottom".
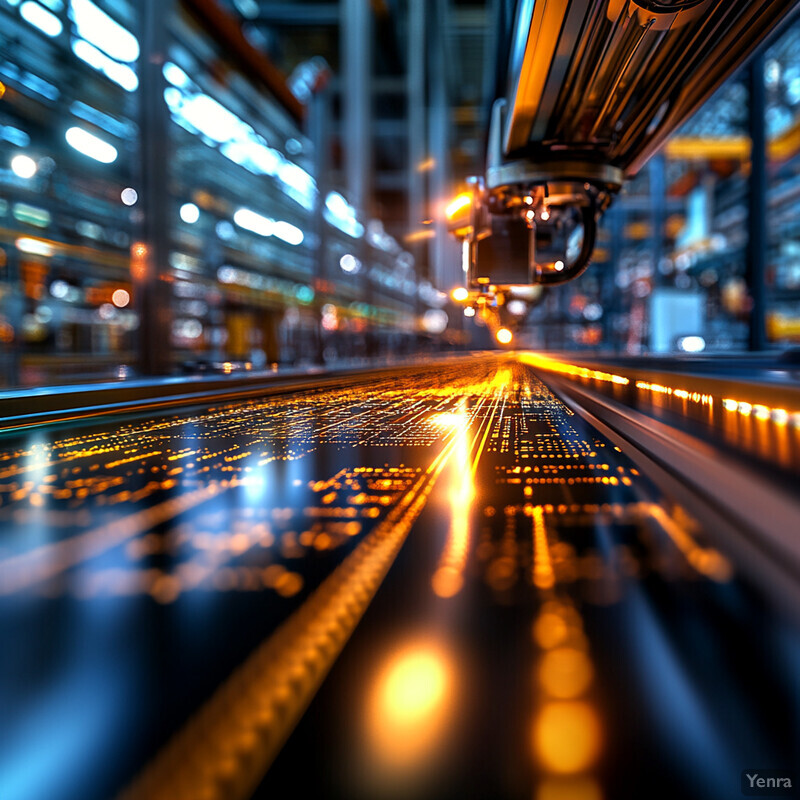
[{"left": 2, "top": 0, "right": 800, "bottom": 388}]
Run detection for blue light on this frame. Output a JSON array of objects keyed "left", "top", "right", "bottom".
[
  {"left": 163, "top": 62, "right": 190, "bottom": 89},
  {"left": 71, "top": 38, "right": 138, "bottom": 92},
  {"left": 65, "top": 126, "right": 118, "bottom": 163},
  {"left": 20, "top": 1, "right": 63, "bottom": 37},
  {"left": 69, "top": 0, "right": 139, "bottom": 62}
]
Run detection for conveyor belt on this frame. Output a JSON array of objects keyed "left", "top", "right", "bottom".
[{"left": 0, "top": 356, "right": 797, "bottom": 800}]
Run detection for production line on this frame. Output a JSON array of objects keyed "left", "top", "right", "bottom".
[{"left": 1, "top": 355, "right": 798, "bottom": 800}]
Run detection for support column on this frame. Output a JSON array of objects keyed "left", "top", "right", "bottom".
[
  {"left": 3, "top": 251, "right": 23, "bottom": 387},
  {"left": 650, "top": 153, "right": 666, "bottom": 282},
  {"left": 407, "top": 0, "right": 425, "bottom": 233},
  {"left": 341, "top": 0, "right": 371, "bottom": 217},
  {"left": 309, "top": 84, "right": 332, "bottom": 364},
  {"left": 341, "top": 0, "right": 375, "bottom": 354},
  {"left": 308, "top": 84, "right": 332, "bottom": 280},
  {"left": 135, "top": 0, "right": 174, "bottom": 375},
  {"left": 747, "top": 53, "right": 767, "bottom": 352},
  {"left": 429, "top": 0, "right": 456, "bottom": 290},
  {"left": 605, "top": 206, "right": 624, "bottom": 353}
]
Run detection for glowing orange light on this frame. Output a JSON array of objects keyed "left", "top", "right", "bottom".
[
  {"left": 131, "top": 242, "right": 149, "bottom": 280},
  {"left": 531, "top": 506, "right": 555, "bottom": 589},
  {"left": 451, "top": 287, "right": 469, "bottom": 302},
  {"left": 446, "top": 192, "right": 472, "bottom": 219},
  {"left": 722, "top": 397, "right": 797, "bottom": 426},
  {"left": 753, "top": 404, "right": 770, "bottom": 420},
  {"left": 496, "top": 328, "right": 513, "bottom": 345},
  {"left": 384, "top": 652, "right": 446, "bottom": 717},
  {"left": 429, "top": 412, "right": 464, "bottom": 429},
  {"left": 432, "top": 566, "right": 462, "bottom": 597},
  {"left": 404, "top": 229, "right": 436, "bottom": 243},
  {"left": 518, "top": 353, "right": 629, "bottom": 386},
  {"left": 536, "top": 777, "right": 603, "bottom": 800},
  {"left": 366, "top": 642, "right": 454, "bottom": 768},
  {"left": 534, "top": 700, "right": 601, "bottom": 773},
  {"left": 637, "top": 381, "right": 712, "bottom": 406},
  {"left": 772, "top": 408, "right": 788, "bottom": 425},
  {"left": 432, "top": 406, "right": 473, "bottom": 598},
  {"left": 538, "top": 647, "right": 594, "bottom": 699},
  {"left": 533, "top": 612, "right": 569, "bottom": 650}
]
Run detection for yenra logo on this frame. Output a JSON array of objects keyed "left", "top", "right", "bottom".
[
  {"left": 741, "top": 770, "right": 795, "bottom": 796},
  {"left": 746, "top": 775, "right": 792, "bottom": 789}
]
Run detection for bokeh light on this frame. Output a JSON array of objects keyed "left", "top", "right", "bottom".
[
  {"left": 11, "top": 154, "right": 37, "bottom": 179},
  {"left": 533, "top": 701, "right": 601, "bottom": 773},
  {"left": 366, "top": 642, "right": 455, "bottom": 769},
  {"left": 496, "top": 327, "right": 513, "bottom": 344}
]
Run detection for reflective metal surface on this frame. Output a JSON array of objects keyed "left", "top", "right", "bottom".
[{"left": 0, "top": 357, "right": 797, "bottom": 800}]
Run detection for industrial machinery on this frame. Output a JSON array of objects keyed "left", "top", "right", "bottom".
[{"left": 449, "top": 0, "right": 797, "bottom": 310}]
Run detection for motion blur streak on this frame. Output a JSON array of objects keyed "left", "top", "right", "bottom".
[
  {"left": 646, "top": 504, "right": 732, "bottom": 583},
  {"left": 531, "top": 505, "right": 555, "bottom": 590},
  {"left": 518, "top": 353, "right": 629, "bottom": 386},
  {"left": 431, "top": 405, "right": 474, "bottom": 598}
]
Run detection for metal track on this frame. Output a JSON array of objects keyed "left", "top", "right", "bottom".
[{"left": 544, "top": 372, "right": 800, "bottom": 617}]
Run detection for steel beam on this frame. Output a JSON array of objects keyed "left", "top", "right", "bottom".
[
  {"left": 649, "top": 154, "right": 666, "bottom": 285},
  {"left": 136, "top": 0, "right": 174, "bottom": 376},
  {"left": 407, "top": 0, "right": 426, "bottom": 235},
  {"left": 747, "top": 53, "right": 767, "bottom": 352},
  {"left": 429, "top": 0, "right": 457, "bottom": 289},
  {"left": 341, "top": 0, "right": 372, "bottom": 217},
  {"left": 308, "top": 84, "right": 332, "bottom": 281}
]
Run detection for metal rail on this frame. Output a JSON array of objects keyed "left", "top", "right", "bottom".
[
  {"left": 545, "top": 372, "right": 800, "bottom": 617},
  {"left": 0, "top": 355, "right": 484, "bottom": 433}
]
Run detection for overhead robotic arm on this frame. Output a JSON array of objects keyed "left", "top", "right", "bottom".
[{"left": 449, "top": 0, "right": 796, "bottom": 300}]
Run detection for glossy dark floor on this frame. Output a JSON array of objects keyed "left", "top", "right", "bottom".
[{"left": 1, "top": 357, "right": 797, "bottom": 800}]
